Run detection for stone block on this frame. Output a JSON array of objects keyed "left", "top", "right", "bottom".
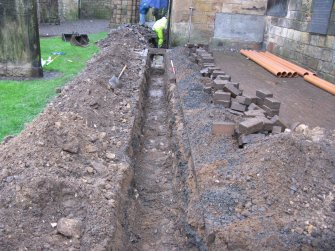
[
  {"left": 248, "top": 103, "right": 260, "bottom": 110},
  {"left": 256, "top": 97, "right": 264, "bottom": 106},
  {"left": 212, "top": 70, "right": 226, "bottom": 79},
  {"left": 259, "top": 116, "right": 273, "bottom": 131},
  {"left": 201, "top": 77, "right": 214, "bottom": 87},
  {"left": 208, "top": 67, "right": 221, "bottom": 74},
  {"left": 201, "top": 56, "right": 214, "bottom": 63},
  {"left": 230, "top": 101, "right": 247, "bottom": 112},
  {"left": 213, "top": 79, "right": 226, "bottom": 90},
  {"left": 238, "top": 118, "right": 264, "bottom": 135},
  {"left": 213, "top": 90, "right": 231, "bottom": 101},
  {"left": 264, "top": 97, "right": 281, "bottom": 110},
  {"left": 216, "top": 74, "right": 231, "bottom": 81},
  {"left": 213, "top": 100, "right": 231, "bottom": 107},
  {"left": 263, "top": 105, "right": 280, "bottom": 117},
  {"left": 272, "top": 126, "right": 282, "bottom": 134},
  {"left": 203, "top": 86, "right": 212, "bottom": 94},
  {"left": 238, "top": 133, "right": 266, "bottom": 147},
  {"left": 200, "top": 67, "right": 210, "bottom": 77},
  {"left": 256, "top": 90, "right": 273, "bottom": 99},
  {"left": 270, "top": 115, "right": 287, "bottom": 131},
  {"left": 196, "top": 48, "right": 206, "bottom": 55},
  {"left": 203, "top": 63, "right": 216, "bottom": 68},
  {"left": 223, "top": 84, "right": 242, "bottom": 98},
  {"left": 244, "top": 109, "right": 266, "bottom": 118},
  {"left": 212, "top": 121, "right": 236, "bottom": 136},
  {"left": 236, "top": 95, "right": 252, "bottom": 105}
]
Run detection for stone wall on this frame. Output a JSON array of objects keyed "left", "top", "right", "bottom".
[
  {"left": 110, "top": 0, "right": 139, "bottom": 26},
  {"left": 61, "top": 0, "right": 79, "bottom": 20},
  {"left": 264, "top": 0, "right": 335, "bottom": 83},
  {"left": 170, "top": 0, "right": 267, "bottom": 45},
  {"left": 37, "top": 0, "right": 60, "bottom": 24},
  {"left": 0, "top": 0, "right": 43, "bottom": 78},
  {"left": 81, "top": 0, "right": 112, "bottom": 19}
]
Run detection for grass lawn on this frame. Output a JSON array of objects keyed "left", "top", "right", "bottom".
[{"left": 0, "top": 32, "right": 107, "bottom": 142}]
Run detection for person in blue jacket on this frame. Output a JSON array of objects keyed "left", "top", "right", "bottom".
[
  {"left": 139, "top": 0, "right": 151, "bottom": 25},
  {"left": 139, "top": 0, "right": 168, "bottom": 25}
]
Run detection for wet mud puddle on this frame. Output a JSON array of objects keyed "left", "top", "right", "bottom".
[{"left": 129, "top": 55, "right": 185, "bottom": 250}]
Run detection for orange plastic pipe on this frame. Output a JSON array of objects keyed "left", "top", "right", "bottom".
[
  {"left": 241, "top": 50, "right": 282, "bottom": 77},
  {"left": 259, "top": 52, "right": 298, "bottom": 77},
  {"left": 242, "top": 50, "right": 285, "bottom": 76},
  {"left": 304, "top": 75, "right": 335, "bottom": 95},
  {"left": 253, "top": 51, "right": 297, "bottom": 77},
  {"left": 264, "top": 51, "right": 315, "bottom": 76},
  {"left": 241, "top": 50, "right": 292, "bottom": 77}
]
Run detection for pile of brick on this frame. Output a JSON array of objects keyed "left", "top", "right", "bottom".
[{"left": 186, "top": 43, "right": 288, "bottom": 148}]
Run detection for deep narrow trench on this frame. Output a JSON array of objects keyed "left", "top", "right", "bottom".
[{"left": 126, "top": 54, "right": 186, "bottom": 250}]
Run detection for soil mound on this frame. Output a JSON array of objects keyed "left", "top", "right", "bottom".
[{"left": 0, "top": 25, "right": 152, "bottom": 250}]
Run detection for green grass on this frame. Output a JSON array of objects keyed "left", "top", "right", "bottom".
[{"left": 0, "top": 32, "right": 107, "bottom": 141}]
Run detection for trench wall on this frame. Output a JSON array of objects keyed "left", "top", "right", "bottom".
[{"left": 0, "top": 0, "right": 43, "bottom": 78}]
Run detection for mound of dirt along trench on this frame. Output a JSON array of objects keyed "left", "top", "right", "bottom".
[{"left": 0, "top": 25, "right": 335, "bottom": 251}]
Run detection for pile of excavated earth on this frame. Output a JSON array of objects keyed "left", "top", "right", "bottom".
[{"left": 0, "top": 25, "right": 334, "bottom": 250}]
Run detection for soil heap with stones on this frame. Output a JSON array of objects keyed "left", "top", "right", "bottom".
[{"left": 0, "top": 25, "right": 335, "bottom": 251}]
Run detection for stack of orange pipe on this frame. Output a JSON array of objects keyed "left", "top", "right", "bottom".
[
  {"left": 240, "top": 50, "right": 335, "bottom": 95},
  {"left": 240, "top": 49, "right": 298, "bottom": 77}
]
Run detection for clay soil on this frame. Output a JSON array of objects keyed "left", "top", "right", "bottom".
[{"left": 0, "top": 26, "right": 335, "bottom": 251}]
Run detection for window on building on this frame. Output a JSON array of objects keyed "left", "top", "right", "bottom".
[
  {"left": 266, "top": 0, "right": 289, "bottom": 17},
  {"left": 309, "top": 0, "right": 334, "bottom": 35}
]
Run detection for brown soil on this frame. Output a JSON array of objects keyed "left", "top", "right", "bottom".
[
  {"left": 0, "top": 25, "right": 154, "bottom": 250},
  {"left": 0, "top": 26, "right": 334, "bottom": 251}
]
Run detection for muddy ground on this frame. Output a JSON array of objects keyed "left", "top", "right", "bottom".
[{"left": 0, "top": 25, "right": 335, "bottom": 251}]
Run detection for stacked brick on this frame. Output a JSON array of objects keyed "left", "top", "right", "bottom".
[{"left": 187, "top": 43, "right": 288, "bottom": 148}]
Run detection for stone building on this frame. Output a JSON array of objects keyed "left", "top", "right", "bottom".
[
  {"left": 170, "top": 0, "right": 335, "bottom": 82},
  {"left": 0, "top": 0, "right": 43, "bottom": 78},
  {"left": 36, "top": 0, "right": 140, "bottom": 25}
]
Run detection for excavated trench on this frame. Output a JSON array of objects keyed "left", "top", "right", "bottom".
[{"left": 122, "top": 52, "right": 204, "bottom": 250}]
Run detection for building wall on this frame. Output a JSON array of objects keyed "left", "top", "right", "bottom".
[
  {"left": 37, "top": 0, "right": 60, "bottom": 24},
  {"left": 264, "top": 1, "right": 335, "bottom": 83},
  {"left": 61, "top": 0, "right": 79, "bottom": 20},
  {"left": 110, "top": 0, "right": 139, "bottom": 26},
  {"left": 0, "top": 0, "right": 43, "bottom": 78},
  {"left": 81, "top": 0, "right": 112, "bottom": 19},
  {"left": 170, "top": 0, "right": 267, "bottom": 45}
]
